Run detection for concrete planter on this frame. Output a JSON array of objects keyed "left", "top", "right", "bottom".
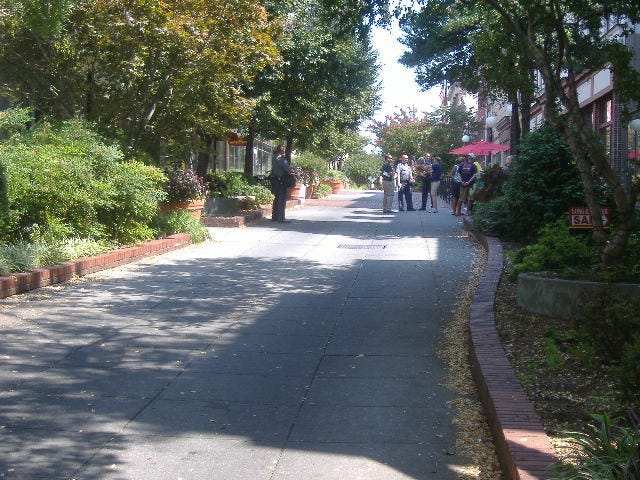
[
  {"left": 517, "top": 272, "right": 640, "bottom": 320},
  {"left": 203, "top": 197, "right": 244, "bottom": 215}
]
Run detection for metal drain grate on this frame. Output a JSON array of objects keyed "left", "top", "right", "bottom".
[{"left": 337, "top": 244, "right": 387, "bottom": 249}]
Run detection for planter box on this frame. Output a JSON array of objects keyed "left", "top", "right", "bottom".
[
  {"left": 517, "top": 272, "right": 640, "bottom": 320},
  {"left": 159, "top": 199, "right": 205, "bottom": 219},
  {"left": 203, "top": 197, "right": 243, "bottom": 215},
  {"left": 326, "top": 179, "right": 342, "bottom": 194}
]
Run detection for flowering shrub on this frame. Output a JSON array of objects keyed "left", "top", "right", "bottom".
[
  {"left": 289, "top": 166, "right": 307, "bottom": 185},
  {"left": 291, "top": 152, "right": 327, "bottom": 187},
  {"left": 164, "top": 169, "right": 208, "bottom": 202}
]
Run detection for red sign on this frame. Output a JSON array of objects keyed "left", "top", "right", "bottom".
[
  {"left": 569, "top": 206, "right": 611, "bottom": 229},
  {"left": 227, "top": 132, "right": 246, "bottom": 146}
]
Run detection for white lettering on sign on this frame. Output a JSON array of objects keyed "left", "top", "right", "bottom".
[{"left": 569, "top": 206, "right": 611, "bottom": 229}]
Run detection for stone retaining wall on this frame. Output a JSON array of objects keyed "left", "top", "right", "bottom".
[{"left": 517, "top": 272, "right": 640, "bottom": 320}]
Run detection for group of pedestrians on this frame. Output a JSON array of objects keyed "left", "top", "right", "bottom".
[
  {"left": 270, "top": 144, "right": 480, "bottom": 222},
  {"left": 379, "top": 152, "right": 442, "bottom": 214}
]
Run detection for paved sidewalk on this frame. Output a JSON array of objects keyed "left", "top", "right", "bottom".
[{"left": 0, "top": 191, "right": 480, "bottom": 480}]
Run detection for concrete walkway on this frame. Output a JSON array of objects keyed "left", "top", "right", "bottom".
[{"left": 0, "top": 191, "right": 480, "bottom": 480}]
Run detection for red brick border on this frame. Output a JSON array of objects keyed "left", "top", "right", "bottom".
[
  {"left": 0, "top": 234, "right": 191, "bottom": 300},
  {"left": 464, "top": 218, "right": 558, "bottom": 480}
]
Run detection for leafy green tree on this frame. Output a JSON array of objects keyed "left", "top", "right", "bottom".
[
  {"left": 245, "top": 0, "right": 379, "bottom": 165},
  {"left": 368, "top": 105, "right": 477, "bottom": 163},
  {"left": 401, "top": 0, "right": 640, "bottom": 264},
  {"left": 342, "top": 152, "right": 381, "bottom": 187},
  {"left": 397, "top": 0, "right": 535, "bottom": 147},
  {"left": 0, "top": 0, "right": 282, "bottom": 159},
  {"left": 367, "top": 107, "right": 429, "bottom": 158},
  {"left": 423, "top": 106, "right": 479, "bottom": 168}
]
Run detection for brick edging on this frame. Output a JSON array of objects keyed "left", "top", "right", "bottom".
[
  {"left": 0, "top": 233, "right": 191, "bottom": 300},
  {"left": 463, "top": 218, "right": 558, "bottom": 480}
]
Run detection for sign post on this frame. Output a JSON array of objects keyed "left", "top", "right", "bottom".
[{"left": 569, "top": 206, "right": 611, "bottom": 230}]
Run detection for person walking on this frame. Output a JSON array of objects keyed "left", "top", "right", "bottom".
[
  {"left": 270, "top": 144, "right": 291, "bottom": 223},
  {"left": 429, "top": 156, "right": 442, "bottom": 213},
  {"left": 395, "top": 154, "right": 415, "bottom": 211},
  {"left": 416, "top": 153, "right": 432, "bottom": 210},
  {"left": 380, "top": 154, "right": 396, "bottom": 213}
]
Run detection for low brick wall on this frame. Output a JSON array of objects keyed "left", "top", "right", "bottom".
[
  {"left": 464, "top": 219, "right": 558, "bottom": 480},
  {"left": 0, "top": 234, "right": 191, "bottom": 299}
]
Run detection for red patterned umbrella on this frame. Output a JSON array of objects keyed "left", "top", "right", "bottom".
[{"left": 448, "top": 140, "right": 510, "bottom": 156}]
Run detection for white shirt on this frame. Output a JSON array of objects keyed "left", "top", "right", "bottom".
[{"left": 396, "top": 163, "right": 413, "bottom": 183}]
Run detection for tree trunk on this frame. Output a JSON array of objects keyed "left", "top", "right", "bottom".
[
  {"left": 244, "top": 129, "right": 255, "bottom": 177},
  {"left": 195, "top": 133, "right": 214, "bottom": 179},
  {"left": 285, "top": 135, "right": 294, "bottom": 161}
]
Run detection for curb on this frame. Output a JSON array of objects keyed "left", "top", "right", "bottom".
[
  {"left": 0, "top": 233, "right": 191, "bottom": 300},
  {"left": 463, "top": 218, "right": 558, "bottom": 480}
]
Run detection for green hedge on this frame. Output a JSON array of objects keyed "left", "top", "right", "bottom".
[
  {"left": 473, "top": 124, "right": 592, "bottom": 243},
  {"left": 0, "top": 118, "right": 166, "bottom": 244}
]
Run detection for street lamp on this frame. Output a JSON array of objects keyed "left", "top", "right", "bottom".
[
  {"left": 629, "top": 119, "right": 640, "bottom": 187},
  {"left": 461, "top": 134, "right": 470, "bottom": 143},
  {"left": 485, "top": 115, "right": 498, "bottom": 144}
]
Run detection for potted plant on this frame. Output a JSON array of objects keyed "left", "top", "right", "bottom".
[
  {"left": 160, "top": 168, "right": 208, "bottom": 218},
  {"left": 324, "top": 169, "right": 347, "bottom": 193},
  {"left": 286, "top": 166, "right": 306, "bottom": 200}
]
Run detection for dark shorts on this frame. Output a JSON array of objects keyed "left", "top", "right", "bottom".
[{"left": 452, "top": 182, "right": 461, "bottom": 199}]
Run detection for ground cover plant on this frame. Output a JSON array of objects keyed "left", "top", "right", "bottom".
[
  {"left": 496, "top": 247, "right": 639, "bottom": 478},
  {"left": 205, "top": 170, "right": 274, "bottom": 210}
]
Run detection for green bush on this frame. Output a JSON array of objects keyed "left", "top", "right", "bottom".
[
  {"left": 292, "top": 152, "right": 328, "bottom": 186},
  {"left": 152, "top": 210, "right": 210, "bottom": 244},
  {"left": 0, "top": 107, "right": 30, "bottom": 139},
  {"left": 1, "top": 119, "right": 166, "bottom": 244},
  {"left": 473, "top": 124, "right": 591, "bottom": 243},
  {"left": 342, "top": 153, "right": 381, "bottom": 187},
  {"left": 472, "top": 196, "right": 512, "bottom": 238},
  {"left": 0, "top": 160, "right": 8, "bottom": 241},
  {"left": 313, "top": 183, "right": 332, "bottom": 198},
  {"left": 205, "top": 171, "right": 273, "bottom": 206},
  {"left": 610, "top": 336, "right": 640, "bottom": 405},
  {"left": 509, "top": 219, "right": 598, "bottom": 280},
  {"left": 0, "top": 242, "right": 38, "bottom": 273},
  {"left": 578, "top": 292, "right": 640, "bottom": 405},
  {"left": 98, "top": 160, "right": 167, "bottom": 244}
]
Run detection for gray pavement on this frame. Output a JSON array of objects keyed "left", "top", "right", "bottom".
[{"left": 0, "top": 190, "right": 479, "bottom": 480}]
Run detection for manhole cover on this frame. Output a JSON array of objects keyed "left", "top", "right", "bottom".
[{"left": 337, "top": 244, "right": 387, "bottom": 249}]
